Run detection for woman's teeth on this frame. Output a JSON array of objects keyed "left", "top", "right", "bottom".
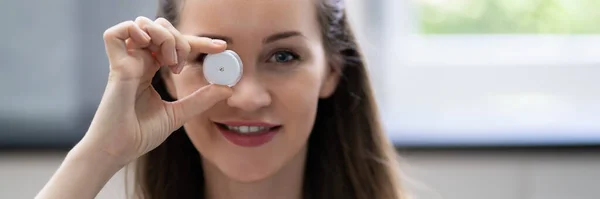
[{"left": 226, "top": 125, "right": 270, "bottom": 134}]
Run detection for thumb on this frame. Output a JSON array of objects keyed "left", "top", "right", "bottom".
[{"left": 168, "top": 85, "right": 233, "bottom": 126}]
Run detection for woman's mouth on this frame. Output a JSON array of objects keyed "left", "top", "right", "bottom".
[
  {"left": 214, "top": 122, "right": 282, "bottom": 147},
  {"left": 217, "top": 123, "right": 278, "bottom": 134}
]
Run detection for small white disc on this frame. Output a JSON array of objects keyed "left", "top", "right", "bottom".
[{"left": 203, "top": 50, "right": 243, "bottom": 87}]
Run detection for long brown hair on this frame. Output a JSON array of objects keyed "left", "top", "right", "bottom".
[{"left": 131, "top": 0, "right": 406, "bottom": 198}]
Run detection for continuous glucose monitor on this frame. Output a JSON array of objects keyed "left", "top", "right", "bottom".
[{"left": 203, "top": 50, "right": 243, "bottom": 87}]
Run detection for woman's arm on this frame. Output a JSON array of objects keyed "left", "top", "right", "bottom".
[{"left": 35, "top": 141, "right": 124, "bottom": 199}]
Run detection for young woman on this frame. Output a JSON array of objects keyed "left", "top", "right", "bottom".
[{"left": 37, "top": 0, "right": 406, "bottom": 198}]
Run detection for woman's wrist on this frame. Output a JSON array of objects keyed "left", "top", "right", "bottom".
[
  {"left": 70, "top": 129, "right": 137, "bottom": 168},
  {"left": 35, "top": 137, "right": 126, "bottom": 199},
  {"left": 66, "top": 140, "right": 127, "bottom": 173}
]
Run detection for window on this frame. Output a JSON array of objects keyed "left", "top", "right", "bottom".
[{"left": 374, "top": 0, "right": 600, "bottom": 146}]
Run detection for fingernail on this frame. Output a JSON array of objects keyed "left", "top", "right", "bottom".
[
  {"left": 172, "top": 50, "right": 178, "bottom": 65},
  {"left": 176, "top": 61, "right": 185, "bottom": 74},
  {"left": 142, "top": 32, "right": 151, "bottom": 42},
  {"left": 212, "top": 39, "right": 226, "bottom": 45}
]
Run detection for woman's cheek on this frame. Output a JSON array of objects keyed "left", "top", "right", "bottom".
[
  {"left": 174, "top": 67, "right": 210, "bottom": 96},
  {"left": 267, "top": 68, "right": 323, "bottom": 105}
]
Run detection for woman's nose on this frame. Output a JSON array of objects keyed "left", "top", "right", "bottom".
[{"left": 226, "top": 75, "right": 271, "bottom": 112}]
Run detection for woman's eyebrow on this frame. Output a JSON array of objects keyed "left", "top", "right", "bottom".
[
  {"left": 196, "top": 31, "right": 305, "bottom": 45},
  {"left": 263, "top": 31, "right": 304, "bottom": 44}
]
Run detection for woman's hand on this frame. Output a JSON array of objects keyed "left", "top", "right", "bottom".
[
  {"left": 36, "top": 16, "right": 230, "bottom": 199},
  {"left": 82, "top": 16, "right": 231, "bottom": 165}
]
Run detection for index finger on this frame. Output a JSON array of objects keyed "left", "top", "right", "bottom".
[
  {"left": 183, "top": 35, "right": 227, "bottom": 59},
  {"left": 103, "top": 21, "right": 151, "bottom": 63}
]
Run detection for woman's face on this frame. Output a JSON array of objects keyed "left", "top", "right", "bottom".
[{"left": 165, "top": 0, "right": 339, "bottom": 182}]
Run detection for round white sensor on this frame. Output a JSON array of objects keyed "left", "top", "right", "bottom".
[{"left": 203, "top": 50, "right": 243, "bottom": 87}]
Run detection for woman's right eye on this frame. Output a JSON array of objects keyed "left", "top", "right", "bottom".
[{"left": 195, "top": 53, "right": 208, "bottom": 63}]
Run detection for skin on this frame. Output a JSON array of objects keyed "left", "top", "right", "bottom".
[
  {"left": 36, "top": 0, "right": 339, "bottom": 199},
  {"left": 164, "top": 0, "right": 339, "bottom": 198}
]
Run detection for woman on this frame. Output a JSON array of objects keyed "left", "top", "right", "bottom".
[{"left": 37, "top": 0, "right": 406, "bottom": 198}]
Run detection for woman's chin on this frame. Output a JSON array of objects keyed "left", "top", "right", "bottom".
[{"left": 218, "top": 163, "right": 276, "bottom": 183}]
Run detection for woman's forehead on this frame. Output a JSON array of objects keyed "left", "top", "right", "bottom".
[{"left": 178, "top": 0, "right": 321, "bottom": 39}]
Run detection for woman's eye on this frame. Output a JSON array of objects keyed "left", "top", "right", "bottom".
[
  {"left": 268, "top": 51, "right": 299, "bottom": 63},
  {"left": 195, "top": 53, "right": 208, "bottom": 63}
]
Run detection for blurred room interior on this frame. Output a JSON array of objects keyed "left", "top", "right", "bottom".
[{"left": 1, "top": 0, "right": 599, "bottom": 198}]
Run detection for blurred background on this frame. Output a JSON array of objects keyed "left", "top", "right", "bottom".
[{"left": 1, "top": 0, "right": 599, "bottom": 198}]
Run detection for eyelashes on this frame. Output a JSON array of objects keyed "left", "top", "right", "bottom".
[
  {"left": 195, "top": 53, "right": 208, "bottom": 63},
  {"left": 267, "top": 50, "right": 300, "bottom": 64}
]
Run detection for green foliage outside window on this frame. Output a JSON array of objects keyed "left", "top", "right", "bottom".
[{"left": 419, "top": 0, "right": 600, "bottom": 34}]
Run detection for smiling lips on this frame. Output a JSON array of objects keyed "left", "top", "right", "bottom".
[{"left": 215, "top": 121, "right": 281, "bottom": 147}]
